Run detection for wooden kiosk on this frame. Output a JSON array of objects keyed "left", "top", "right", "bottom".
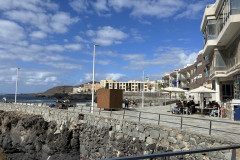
[{"left": 97, "top": 89, "right": 123, "bottom": 109}]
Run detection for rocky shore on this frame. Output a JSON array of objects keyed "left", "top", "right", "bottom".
[{"left": 0, "top": 111, "right": 79, "bottom": 160}]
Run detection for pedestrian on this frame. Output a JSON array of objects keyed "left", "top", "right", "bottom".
[
  {"left": 2, "top": 97, "right": 7, "bottom": 103},
  {"left": 203, "top": 97, "right": 206, "bottom": 107},
  {"left": 124, "top": 98, "right": 129, "bottom": 108}
]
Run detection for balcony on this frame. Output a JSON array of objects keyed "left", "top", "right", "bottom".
[
  {"left": 205, "top": 71, "right": 210, "bottom": 78},
  {"left": 181, "top": 83, "right": 190, "bottom": 88}
]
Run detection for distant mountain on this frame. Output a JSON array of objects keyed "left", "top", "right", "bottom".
[
  {"left": 39, "top": 85, "right": 80, "bottom": 95},
  {"left": 38, "top": 81, "right": 99, "bottom": 95}
]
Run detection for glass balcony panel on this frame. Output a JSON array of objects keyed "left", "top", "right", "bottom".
[{"left": 231, "top": 0, "right": 240, "bottom": 9}]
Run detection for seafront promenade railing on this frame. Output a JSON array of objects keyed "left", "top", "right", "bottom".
[
  {"left": 76, "top": 105, "right": 240, "bottom": 137},
  {"left": 103, "top": 145, "right": 240, "bottom": 160}
]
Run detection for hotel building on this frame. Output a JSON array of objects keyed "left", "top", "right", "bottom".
[
  {"left": 201, "top": 0, "right": 240, "bottom": 102},
  {"left": 162, "top": 0, "right": 240, "bottom": 104},
  {"left": 100, "top": 79, "right": 155, "bottom": 92},
  {"left": 162, "top": 50, "right": 206, "bottom": 90}
]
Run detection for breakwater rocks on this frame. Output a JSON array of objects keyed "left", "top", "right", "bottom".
[{"left": 0, "top": 111, "right": 79, "bottom": 160}]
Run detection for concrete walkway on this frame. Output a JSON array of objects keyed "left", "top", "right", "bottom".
[{"left": 69, "top": 104, "right": 240, "bottom": 143}]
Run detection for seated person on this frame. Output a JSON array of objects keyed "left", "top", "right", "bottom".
[
  {"left": 210, "top": 102, "right": 220, "bottom": 116},
  {"left": 172, "top": 101, "right": 182, "bottom": 114}
]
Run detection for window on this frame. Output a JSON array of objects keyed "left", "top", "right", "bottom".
[
  {"left": 207, "top": 20, "right": 217, "bottom": 40},
  {"left": 231, "top": 0, "right": 240, "bottom": 14}
]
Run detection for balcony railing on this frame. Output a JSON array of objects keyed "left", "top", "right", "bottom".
[
  {"left": 181, "top": 84, "right": 190, "bottom": 87},
  {"left": 205, "top": 71, "right": 210, "bottom": 78}
]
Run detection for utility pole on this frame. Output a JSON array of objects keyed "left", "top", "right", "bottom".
[
  {"left": 91, "top": 44, "right": 99, "bottom": 113},
  {"left": 15, "top": 68, "right": 20, "bottom": 104},
  {"left": 142, "top": 70, "right": 145, "bottom": 108}
]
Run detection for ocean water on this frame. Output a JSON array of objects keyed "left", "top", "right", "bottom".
[
  {"left": 0, "top": 94, "right": 90, "bottom": 104},
  {"left": 0, "top": 94, "right": 57, "bottom": 104}
]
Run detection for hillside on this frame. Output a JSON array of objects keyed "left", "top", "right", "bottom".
[
  {"left": 39, "top": 85, "right": 80, "bottom": 95},
  {"left": 38, "top": 81, "right": 99, "bottom": 95}
]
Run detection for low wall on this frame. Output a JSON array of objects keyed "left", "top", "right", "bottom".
[
  {"left": 80, "top": 113, "right": 237, "bottom": 159},
  {"left": 0, "top": 103, "right": 79, "bottom": 127},
  {"left": 0, "top": 103, "right": 238, "bottom": 159}
]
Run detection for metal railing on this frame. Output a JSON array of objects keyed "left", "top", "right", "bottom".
[
  {"left": 77, "top": 105, "right": 240, "bottom": 136},
  {"left": 103, "top": 145, "right": 240, "bottom": 160}
]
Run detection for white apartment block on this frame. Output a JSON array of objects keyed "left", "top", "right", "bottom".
[
  {"left": 201, "top": 0, "right": 240, "bottom": 102},
  {"left": 100, "top": 79, "right": 155, "bottom": 92}
]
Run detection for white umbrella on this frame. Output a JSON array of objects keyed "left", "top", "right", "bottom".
[
  {"left": 189, "top": 86, "right": 216, "bottom": 108},
  {"left": 162, "top": 87, "right": 186, "bottom": 112}
]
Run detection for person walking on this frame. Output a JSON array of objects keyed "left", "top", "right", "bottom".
[
  {"left": 124, "top": 98, "right": 129, "bottom": 108},
  {"left": 203, "top": 97, "right": 206, "bottom": 107},
  {"left": 2, "top": 97, "right": 7, "bottom": 103}
]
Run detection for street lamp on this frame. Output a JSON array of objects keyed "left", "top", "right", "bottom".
[
  {"left": 91, "top": 44, "right": 99, "bottom": 113},
  {"left": 15, "top": 68, "right": 20, "bottom": 104},
  {"left": 142, "top": 70, "right": 145, "bottom": 108}
]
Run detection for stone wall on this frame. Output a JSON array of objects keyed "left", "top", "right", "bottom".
[
  {"left": 80, "top": 113, "right": 237, "bottom": 160},
  {"left": 0, "top": 103, "right": 79, "bottom": 128},
  {"left": 0, "top": 103, "right": 238, "bottom": 159}
]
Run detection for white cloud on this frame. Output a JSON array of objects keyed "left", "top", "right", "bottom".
[
  {"left": 130, "top": 29, "right": 144, "bottom": 42},
  {"left": 0, "top": 19, "right": 25, "bottom": 43},
  {"left": 175, "top": 1, "right": 207, "bottom": 19},
  {"left": 0, "top": 0, "right": 58, "bottom": 12},
  {"left": 74, "top": 35, "right": 89, "bottom": 43},
  {"left": 93, "top": 0, "right": 109, "bottom": 11},
  {"left": 87, "top": 26, "right": 128, "bottom": 46},
  {"left": 122, "top": 46, "right": 199, "bottom": 71},
  {"left": 108, "top": 0, "right": 185, "bottom": 18},
  {"left": 46, "top": 44, "right": 64, "bottom": 52},
  {"left": 3, "top": 8, "right": 79, "bottom": 34},
  {"left": 65, "top": 44, "right": 82, "bottom": 51},
  {"left": 0, "top": 67, "right": 60, "bottom": 86},
  {"left": 30, "top": 31, "right": 47, "bottom": 39},
  {"left": 50, "top": 12, "right": 79, "bottom": 33},
  {"left": 69, "top": 0, "right": 89, "bottom": 13},
  {"left": 105, "top": 73, "right": 126, "bottom": 80},
  {"left": 92, "top": 0, "right": 111, "bottom": 16}
]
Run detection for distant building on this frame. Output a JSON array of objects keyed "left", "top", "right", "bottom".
[
  {"left": 83, "top": 81, "right": 101, "bottom": 93},
  {"left": 100, "top": 78, "right": 155, "bottom": 92},
  {"left": 72, "top": 87, "right": 83, "bottom": 94},
  {"left": 162, "top": 50, "right": 206, "bottom": 90}
]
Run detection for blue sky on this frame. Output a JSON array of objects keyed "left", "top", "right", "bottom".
[{"left": 0, "top": 0, "right": 215, "bottom": 94}]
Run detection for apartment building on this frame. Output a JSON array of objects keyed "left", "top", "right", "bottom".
[
  {"left": 201, "top": 0, "right": 240, "bottom": 102},
  {"left": 83, "top": 82, "right": 101, "bottom": 93},
  {"left": 162, "top": 51, "right": 206, "bottom": 90},
  {"left": 100, "top": 79, "right": 154, "bottom": 92}
]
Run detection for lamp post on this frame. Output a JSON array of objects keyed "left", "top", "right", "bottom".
[
  {"left": 15, "top": 68, "right": 20, "bottom": 104},
  {"left": 142, "top": 70, "right": 145, "bottom": 108},
  {"left": 91, "top": 44, "right": 99, "bottom": 113}
]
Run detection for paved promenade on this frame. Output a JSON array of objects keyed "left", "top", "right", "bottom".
[{"left": 69, "top": 104, "right": 240, "bottom": 143}]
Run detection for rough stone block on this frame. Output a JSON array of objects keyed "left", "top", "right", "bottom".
[
  {"left": 137, "top": 125, "right": 144, "bottom": 133},
  {"left": 139, "top": 133, "right": 146, "bottom": 141},
  {"left": 168, "top": 137, "right": 177, "bottom": 144},
  {"left": 150, "top": 130, "right": 159, "bottom": 139},
  {"left": 146, "top": 137, "right": 153, "bottom": 144}
]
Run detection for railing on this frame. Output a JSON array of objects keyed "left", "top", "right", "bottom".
[
  {"left": 103, "top": 145, "right": 240, "bottom": 160},
  {"left": 77, "top": 105, "right": 240, "bottom": 136}
]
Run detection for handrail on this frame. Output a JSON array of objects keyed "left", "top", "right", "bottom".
[
  {"left": 77, "top": 105, "right": 240, "bottom": 136},
  {"left": 102, "top": 145, "right": 240, "bottom": 160}
]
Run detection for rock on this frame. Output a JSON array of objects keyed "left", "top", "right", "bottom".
[
  {"left": 168, "top": 137, "right": 177, "bottom": 144},
  {"left": 147, "top": 144, "right": 156, "bottom": 150},
  {"left": 146, "top": 137, "right": 153, "bottom": 144},
  {"left": 150, "top": 130, "right": 159, "bottom": 139}
]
